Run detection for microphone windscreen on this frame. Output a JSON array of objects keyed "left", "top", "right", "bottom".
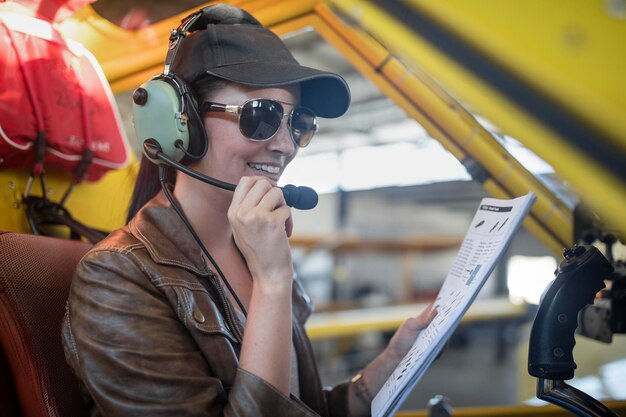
[{"left": 282, "top": 184, "right": 319, "bottom": 210}]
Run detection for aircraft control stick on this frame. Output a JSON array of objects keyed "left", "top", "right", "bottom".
[{"left": 528, "top": 245, "right": 618, "bottom": 417}]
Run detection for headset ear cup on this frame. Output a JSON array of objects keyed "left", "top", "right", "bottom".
[
  {"left": 179, "top": 80, "right": 208, "bottom": 163},
  {"left": 132, "top": 77, "right": 191, "bottom": 164}
]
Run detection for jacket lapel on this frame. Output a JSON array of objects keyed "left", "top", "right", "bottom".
[{"left": 129, "top": 192, "right": 212, "bottom": 277}]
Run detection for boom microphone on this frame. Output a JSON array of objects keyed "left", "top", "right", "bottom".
[
  {"left": 281, "top": 184, "right": 318, "bottom": 212},
  {"left": 143, "top": 140, "right": 319, "bottom": 210}
]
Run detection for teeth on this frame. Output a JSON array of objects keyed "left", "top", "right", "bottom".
[{"left": 249, "top": 163, "right": 280, "bottom": 174}]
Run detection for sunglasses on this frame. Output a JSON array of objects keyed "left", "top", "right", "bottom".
[{"left": 201, "top": 98, "right": 318, "bottom": 148}]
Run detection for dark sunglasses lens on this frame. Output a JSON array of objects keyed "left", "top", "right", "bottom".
[
  {"left": 289, "top": 107, "right": 317, "bottom": 147},
  {"left": 239, "top": 100, "right": 283, "bottom": 140}
]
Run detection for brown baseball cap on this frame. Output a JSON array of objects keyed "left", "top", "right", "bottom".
[{"left": 170, "top": 5, "right": 351, "bottom": 119}]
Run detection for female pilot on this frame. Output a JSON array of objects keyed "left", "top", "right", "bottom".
[{"left": 63, "top": 4, "right": 436, "bottom": 416}]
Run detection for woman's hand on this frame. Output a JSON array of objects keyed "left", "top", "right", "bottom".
[
  {"left": 348, "top": 303, "right": 438, "bottom": 416},
  {"left": 228, "top": 176, "right": 294, "bottom": 285},
  {"left": 384, "top": 303, "right": 438, "bottom": 364}
]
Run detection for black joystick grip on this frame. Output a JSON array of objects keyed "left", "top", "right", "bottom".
[{"left": 528, "top": 245, "right": 614, "bottom": 380}]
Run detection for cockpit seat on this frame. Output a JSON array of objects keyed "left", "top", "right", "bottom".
[{"left": 0, "top": 231, "right": 90, "bottom": 417}]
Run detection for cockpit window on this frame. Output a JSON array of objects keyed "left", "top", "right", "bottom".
[{"left": 475, "top": 116, "right": 579, "bottom": 210}]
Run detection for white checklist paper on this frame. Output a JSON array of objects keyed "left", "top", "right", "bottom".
[{"left": 372, "top": 193, "right": 536, "bottom": 417}]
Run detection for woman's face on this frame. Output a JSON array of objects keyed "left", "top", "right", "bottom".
[{"left": 194, "top": 83, "right": 300, "bottom": 187}]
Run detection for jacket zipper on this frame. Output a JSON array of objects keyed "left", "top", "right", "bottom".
[{"left": 210, "top": 275, "right": 244, "bottom": 343}]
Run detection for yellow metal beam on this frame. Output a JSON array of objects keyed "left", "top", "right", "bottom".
[
  {"left": 396, "top": 401, "right": 626, "bottom": 417},
  {"left": 328, "top": 0, "right": 626, "bottom": 240},
  {"left": 60, "top": 1, "right": 322, "bottom": 92},
  {"left": 290, "top": 234, "right": 462, "bottom": 253},
  {"left": 307, "top": 297, "right": 526, "bottom": 340}
]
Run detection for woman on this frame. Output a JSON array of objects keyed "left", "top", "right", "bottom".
[{"left": 63, "top": 4, "right": 436, "bottom": 417}]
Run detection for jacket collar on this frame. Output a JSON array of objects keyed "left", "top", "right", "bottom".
[{"left": 128, "top": 192, "right": 212, "bottom": 276}]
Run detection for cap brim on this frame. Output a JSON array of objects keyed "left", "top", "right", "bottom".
[{"left": 205, "top": 62, "right": 351, "bottom": 118}]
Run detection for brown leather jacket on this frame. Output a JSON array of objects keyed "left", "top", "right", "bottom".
[{"left": 63, "top": 193, "right": 361, "bottom": 417}]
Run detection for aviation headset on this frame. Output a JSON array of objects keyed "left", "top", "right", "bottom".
[{"left": 131, "top": 6, "right": 259, "bottom": 166}]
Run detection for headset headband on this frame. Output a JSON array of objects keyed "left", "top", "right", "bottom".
[{"left": 164, "top": 11, "right": 205, "bottom": 75}]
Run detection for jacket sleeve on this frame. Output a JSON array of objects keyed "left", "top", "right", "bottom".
[
  {"left": 63, "top": 247, "right": 318, "bottom": 417},
  {"left": 291, "top": 277, "right": 371, "bottom": 417}
]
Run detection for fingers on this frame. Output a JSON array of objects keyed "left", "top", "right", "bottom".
[
  {"left": 385, "top": 304, "right": 437, "bottom": 364},
  {"left": 228, "top": 176, "right": 292, "bottom": 236},
  {"left": 413, "top": 303, "right": 438, "bottom": 327},
  {"left": 399, "top": 303, "right": 437, "bottom": 335},
  {"left": 420, "top": 302, "right": 438, "bottom": 323},
  {"left": 228, "top": 177, "right": 294, "bottom": 283},
  {"left": 231, "top": 177, "right": 289, "bottom": 210},
  {"left": 285, "top": 214, "right": 293, "bottom": 238},
  {"left": 231, "top": 177, "right": 276, "bottom": 208}
]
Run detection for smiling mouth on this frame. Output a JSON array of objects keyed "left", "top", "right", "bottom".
[{"left": 248, "top": 163, "right": 280, "bottom": 175}]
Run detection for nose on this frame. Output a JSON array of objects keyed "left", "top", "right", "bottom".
[{"left": 268, "top": 119, "right": 297, "bottom": 156}]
